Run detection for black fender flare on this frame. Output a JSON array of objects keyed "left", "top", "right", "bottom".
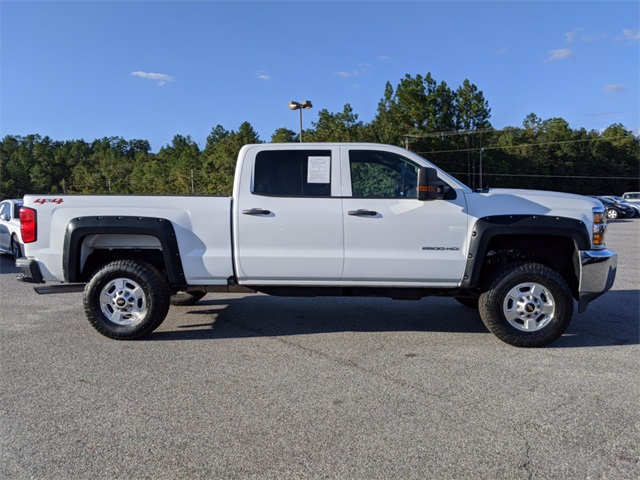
[
  {"left": 63, "top": 216, "right": 185, "bottom": 284},
  {"left": 460, "top": 215, "right": 590, "bottom": 289}
]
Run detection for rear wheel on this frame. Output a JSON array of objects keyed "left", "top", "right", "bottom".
[
  {"left": 84, "top": 260, "right": 171, "bottom": 339},
  {"left": 479, "top": 262, "right": 573, "bottom": 347}
]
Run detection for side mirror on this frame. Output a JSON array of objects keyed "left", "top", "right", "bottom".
[
  {"left": 0, "top": 214, "right": 8, "bottom": 222},
  {"left": 417, "top": 167, "right": 439, "bottom": 201}
]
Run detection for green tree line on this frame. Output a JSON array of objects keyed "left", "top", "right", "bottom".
[{"left": 1, "top": 73, "right": 638, "bottom": 198}]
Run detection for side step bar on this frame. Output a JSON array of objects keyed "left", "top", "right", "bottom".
[
  {"left": 34, "top": 284, "right": 256, "bottom": 295},
  {"left": 34, "top": 284, "right": 85, "bottom": 295}
]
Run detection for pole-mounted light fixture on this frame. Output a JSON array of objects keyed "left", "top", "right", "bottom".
[{"left": 289, "top": 100, "right": 313, "bottom": 142}]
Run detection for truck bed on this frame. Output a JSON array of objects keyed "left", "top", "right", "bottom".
[{"left": 22, "top": 195, "right": 235, "bottom": 284}]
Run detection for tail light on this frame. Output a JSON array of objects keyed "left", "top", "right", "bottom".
[{"left": 20, "top": 207, "right": 37, "bottom": 243}]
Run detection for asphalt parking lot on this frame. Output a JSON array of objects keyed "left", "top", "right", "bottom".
[{"left": 1, "top": 220, "right": 638, "bottom": 479}]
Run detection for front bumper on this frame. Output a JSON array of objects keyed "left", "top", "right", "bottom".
[{"left": 577, "top": 249, "right": 617, "bottom": 313}]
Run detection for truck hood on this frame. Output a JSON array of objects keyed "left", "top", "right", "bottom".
[{"left": 464, "top": 188, "right": 602, "bottom": 225}]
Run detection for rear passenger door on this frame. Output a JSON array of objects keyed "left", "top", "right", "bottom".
[{"left": 234, "top": 146, "right": 344, "bottom": 283}]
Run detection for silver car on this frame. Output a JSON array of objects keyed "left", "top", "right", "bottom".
[{"left": 622, "top": 192, "right": 640, "bottom": 204}]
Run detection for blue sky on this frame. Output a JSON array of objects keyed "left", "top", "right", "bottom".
[{"left": 2, "top": 0, "right": 638, "bottom": 152}]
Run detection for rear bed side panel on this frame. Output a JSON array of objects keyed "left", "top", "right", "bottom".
[{"left": 22, "top": 195, "right": 235, "bottom": 284}]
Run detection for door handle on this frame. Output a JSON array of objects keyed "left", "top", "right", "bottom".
[
  {"left": 242, "top": 208, "right": 271, "bottom": 215},
  {"left": 348, "top": 209, "right": 378, "bottom": 217}
]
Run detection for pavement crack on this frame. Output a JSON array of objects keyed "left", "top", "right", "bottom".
[
  {"left": 514, "top": 426, "right": 534, "bottom": 479},
  {"left": 224, "top": 317, "right": 450, "bottom": 401}
]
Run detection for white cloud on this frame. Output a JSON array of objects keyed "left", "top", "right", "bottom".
[
  {"left": 565, "top": 28, "right": 609, "bottom": 44},
  {"left": 565, "top": 28, "right": 582, "bottom": 43},
  {"left": 377, "top": 55, "right": 389, "bottom": 61},
  {"left": 582, "top": 33, "right": 607, "bottom": 42},
  {"left": 335, "top": 70, "right": 361, "bottom": 78},
  {"left": 131, "top": 71, "right": 174, "bottom": 85},
  {"left": 256, "top": 71, "right": 271, "bottom": 81},
  {"left": 546, "top": 49, "right": 573, "bottom": 61},
  {"left": 603, "top": 84, "right": 625, "bottom": 92},
  {"left": 622, "top": 29, "right": 640, "bottom": 41}
]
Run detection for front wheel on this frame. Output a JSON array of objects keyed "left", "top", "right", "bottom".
[
  {"left": 479, "top": 262, "right": 574, "bottom": 347},
  {"left": 83, "top": 260, "right": 171, "bottom": 339},
  {"left": 606, "top": 208, "right": 619, "bottom": 219}
]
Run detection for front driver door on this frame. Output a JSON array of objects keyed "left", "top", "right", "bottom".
[{"left": 341, "top": 148, "right": 468, "bottom": 286}]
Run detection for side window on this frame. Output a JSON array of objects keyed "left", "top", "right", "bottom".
[
  {"left": 12, "top": 203, "right": 22, "bottom": 219},
  {"left": 349, "top": 150, "right": 419, "bottom": 198},
  {"left": 253, "top": 150, "right": 332, "bottom": 197},
  {"left": 0, "top": 203, "right": 8, "bottom": 218}
]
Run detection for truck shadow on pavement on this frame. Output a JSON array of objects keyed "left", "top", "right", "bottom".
[
  {"left": 150, "top": 290, "right": 639, "bottom": 348},
  {"left": 4, "top": 255, "right": 636, "bottom": 348}
]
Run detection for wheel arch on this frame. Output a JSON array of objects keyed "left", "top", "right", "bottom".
[
  {"left": 64, "top": 216, "right": 186, "bottom": 285},
  {"left": 462, "top": 215, "right": 590, "bottom": 299}
]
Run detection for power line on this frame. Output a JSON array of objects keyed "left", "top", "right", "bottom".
[
  {"left": 449, "top": 172, "right": 640, "bottom": 180},
  {"left": 417, "top": 136, "right": 638, "bottom": 155},
  {"left": 405, "top": 127, "right": 497, "bottom": 139},
  {"left": 403, "top": 117, "right": 638, "bottom": 142}
]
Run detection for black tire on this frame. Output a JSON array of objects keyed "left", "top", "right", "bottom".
[
  {"left": 170, "top": 291, "right": 206, "bottom": 306},
  {"left": 83, "top": 260, "right": 171, "bottom": 340},
  {"left": 454, "top": 296, "right": 479, "bottom": 309},
  {"left": 479, "top": 262, "right": 574, "bottom": 348},
  {"left": 10, "top": 235, "right": 22, "bottom": 259}
]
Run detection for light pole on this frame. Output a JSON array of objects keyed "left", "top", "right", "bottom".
[
  {"left": 479, "top": 147, "right": 484, "bottom": 189},
  {"left": 288, "top": 100, "right": 313, "bottom": 142}
]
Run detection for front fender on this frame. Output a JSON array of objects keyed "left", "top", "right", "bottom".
[{"left": 461, "top": 215, "right": 591, "bottom": 289}]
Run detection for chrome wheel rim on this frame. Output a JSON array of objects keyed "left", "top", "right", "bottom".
[
  {"left": 99, "top": 278, "right": 147, "bottom": 325},
  {"left": 503, "top": 282, "right": 555, "bottom": 332}
]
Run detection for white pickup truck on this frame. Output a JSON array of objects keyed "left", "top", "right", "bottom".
[{"left": 17, "top": 143, "right": 617, "bottom": 347}]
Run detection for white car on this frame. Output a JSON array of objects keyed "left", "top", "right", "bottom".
[
  {"left": 622, "top": 192, "right": 640, "bottom": 204},
  {"left": 0, "top": 198, "right": 24, "bottom": 258}
]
